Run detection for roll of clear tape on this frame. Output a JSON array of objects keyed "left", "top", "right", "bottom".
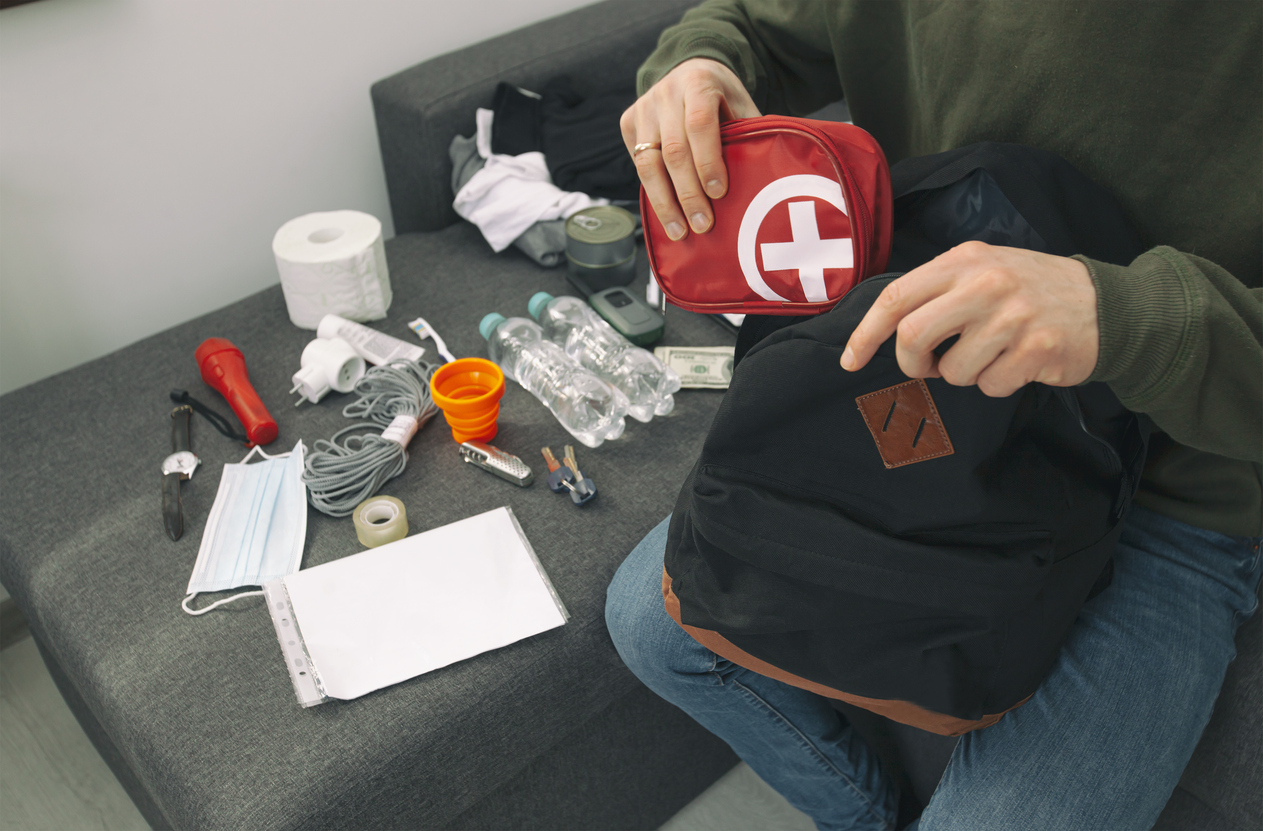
[{"left": 352, "top": 496, "right": 409, "bottom": 548}]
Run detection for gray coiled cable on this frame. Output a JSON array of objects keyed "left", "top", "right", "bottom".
[{"left": 303, "top": 359, "right": 440, "bottom": 517}]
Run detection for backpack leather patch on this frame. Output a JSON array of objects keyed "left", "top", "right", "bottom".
[{"left": 856, "top": 379, "right": 954, "bottom": 468}]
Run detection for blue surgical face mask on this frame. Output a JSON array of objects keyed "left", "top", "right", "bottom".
[{"left": 183, "top": 441, "right": 307, "bottom": 615}]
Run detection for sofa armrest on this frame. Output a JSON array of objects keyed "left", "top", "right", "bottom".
[{"left": 371, "top": 0, "right": 696, "bottom": 235}]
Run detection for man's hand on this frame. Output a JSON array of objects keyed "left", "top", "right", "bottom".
[
  {"left": 841, "top": 241, "right": 1100, "bottom": 398},
  {"left": 620, "top": 58, "right": 761, "bottom": 241}
]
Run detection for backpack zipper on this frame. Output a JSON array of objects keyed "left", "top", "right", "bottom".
[{"left": 1055, "top": 388, "right": 1130, "bottom": 520}]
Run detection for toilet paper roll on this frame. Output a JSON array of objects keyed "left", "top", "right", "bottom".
[{"left": 273, "top": 210, "right": 393, "bottom": 330}]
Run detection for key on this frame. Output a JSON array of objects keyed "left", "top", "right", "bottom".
[
  {"left": 563, "top": 445, "right": 582, "bottom": 482},
  {"left": 541, "top": 447, "right": 575, "bottom": 493},
  {"left": 557, "top": 477, "right": 598, "bottom": 507},
  {"left": 562, "top": 444, "right": 597, "bottom": 506}
]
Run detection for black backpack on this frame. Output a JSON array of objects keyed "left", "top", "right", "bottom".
[{"left": 665, "top": 143, "right": 1150, "bottom": 735}]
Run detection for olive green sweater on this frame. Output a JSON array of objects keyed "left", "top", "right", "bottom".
[{"left": 639, "top": 0, "right": 1262, "bottom": 535}]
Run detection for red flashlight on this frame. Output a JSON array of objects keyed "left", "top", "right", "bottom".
[{"left": 195, "top": 338, "right": 279, "bottom": 446}]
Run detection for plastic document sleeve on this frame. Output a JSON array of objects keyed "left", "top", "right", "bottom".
[{"left": 263, "top": 506, "right": 569, "bottom": 707}]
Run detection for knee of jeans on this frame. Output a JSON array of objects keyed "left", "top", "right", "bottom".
[
  {"left": 604, "top": 564, "right": 656, "bottom": 670},
  {"left": 605, "top": 566, "right": 710, "bottom": 687}
]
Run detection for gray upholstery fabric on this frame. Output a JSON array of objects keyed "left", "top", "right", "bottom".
[
  {"left": 33, "top": 636, "right": 174, "bottom": 830},
  {"left": 371, "top": 0, "right": 696, "bottom": 234},
  {"left": 1152, "top": 788, "right": 1233, "bottom": 831},
  {"left": 1167, "top": 608, "right": 1262, "bottom": 829},
  {"left": 444, "top": 684, "right": 732, "bottom": 831},
  {"left": 0, "top": 222, "right": 738, "bottom": 830}
]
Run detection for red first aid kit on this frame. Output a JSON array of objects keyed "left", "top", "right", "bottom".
[{"left": 642, "top": 116, "right": 893, "bottom": 315}]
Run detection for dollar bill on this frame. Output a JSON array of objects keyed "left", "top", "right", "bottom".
[{"left": 654, "top": 346, "right": 735, "bottom": 389}]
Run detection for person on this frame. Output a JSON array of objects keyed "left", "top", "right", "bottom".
[{"left": 604, "top": 2, "right": 1262, "bottom": 829}]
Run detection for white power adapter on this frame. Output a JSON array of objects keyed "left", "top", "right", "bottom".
[{"left": 290, "top": 337, "right": 366, "bottom": 405}]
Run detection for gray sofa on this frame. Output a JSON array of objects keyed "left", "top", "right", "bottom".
[{"left": 0, "top": 1, "right": 1257, "bottom": 829}]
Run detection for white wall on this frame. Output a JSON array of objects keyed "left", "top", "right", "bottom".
[{"left": 0, "top": 0, "right": 597, "bottom": 396}]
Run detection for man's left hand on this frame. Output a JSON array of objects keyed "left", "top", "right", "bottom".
[{"left": 840, "top": 241, "right": 1100, "bottom": 397}]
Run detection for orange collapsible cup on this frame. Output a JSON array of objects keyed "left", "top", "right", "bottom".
[{"left": 429, "top": 358, "right": 506, "bottom": 443}]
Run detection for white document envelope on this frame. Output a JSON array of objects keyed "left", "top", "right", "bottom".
[{"left": 264, "top": 506, "right": 568, "bottom": 706}]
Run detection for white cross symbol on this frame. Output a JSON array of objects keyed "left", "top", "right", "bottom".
[
  {"left": 737, "top": 175, "right": 853, "bottom": 303},
  {"left": 759, "top": 201, "right": 854, "bottom": 301}
]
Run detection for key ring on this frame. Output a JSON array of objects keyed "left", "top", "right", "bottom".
[{"left": 540, "top": 445, "right": 597, "bottom": 506}]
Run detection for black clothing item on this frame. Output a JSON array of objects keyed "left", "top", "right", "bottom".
[
  {"left": 490, "top": 83, "right": 543, "bottom": 157},
  {"left": 489, "top": 76, "right": 640, "bottom": 201},
  {"left": 540, "top": 77, "right": 639, "bottom": 201}
]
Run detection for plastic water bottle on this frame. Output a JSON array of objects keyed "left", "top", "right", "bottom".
[
  {"left": 479, "top": 313, "right": 629, "bottom": 448},
  {"left": 527, "top": 293, "right": 681, "bottom": 423}
]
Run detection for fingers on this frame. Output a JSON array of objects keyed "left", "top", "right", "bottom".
[
  {"left": 624, "top": 58, "right": 760, "bottom": 240},
  {"left": 626, "top": 107, "right": 688, "bottom": 241},
  {"left": 660, "top": 109, "right": 713, "bottom": 235},
  {"left": 839, "top": 243, "right": 1100, "bottom": 399},
  {"left": 894, "top": 270, "right": 1025, "bottom": 382},
  {"left": 685, "top": 91, "right": 727, "bottom": 201},
  {"left": 840, "top": 265, "right": 955, "bottom": 372}
]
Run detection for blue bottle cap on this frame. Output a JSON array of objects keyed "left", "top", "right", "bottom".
[
  {"left": 527, "top": 292, "right": 554, "bottom": 321},
  {"left": 478, "top": 313, "right": 507, "bottom": 341}
]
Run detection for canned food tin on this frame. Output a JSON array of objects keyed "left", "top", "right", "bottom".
[{"left": 565, "top": 206, "right": 637, "bottom": 291}]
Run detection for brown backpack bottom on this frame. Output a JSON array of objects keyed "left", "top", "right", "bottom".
[{"left": 662, "top": 567, "right": 1029, "bottom": 736}]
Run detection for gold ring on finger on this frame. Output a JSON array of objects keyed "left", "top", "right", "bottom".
[{"left": 633, "top": 142, "right": 661, "bottom": 155}]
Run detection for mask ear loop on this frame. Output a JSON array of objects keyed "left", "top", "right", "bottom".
[
  {"left": 239, "top": 444, "right": 294, "bottom": 463},
  {"left": 182, "top": 590, "right": 265, "bottom": 616}
]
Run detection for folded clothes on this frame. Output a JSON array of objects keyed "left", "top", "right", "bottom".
[
  {"left": 449, "top": 133, "right": 567, "bottom": 268},
  {"left": 453, "top": 108, "right": 607, "bottom": 254}
]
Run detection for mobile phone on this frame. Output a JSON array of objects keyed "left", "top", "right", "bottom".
[{"left": 588, "top": 287, "right": 665, "bottom": 347}]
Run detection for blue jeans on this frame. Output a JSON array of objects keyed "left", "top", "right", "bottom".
[{"left": 605, "top": 508, "right": 1262, "bottom": 831}]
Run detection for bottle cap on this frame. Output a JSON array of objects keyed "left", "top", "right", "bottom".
[
  {"left": 527, "top": 292, "right": 554, "bottom": 321},
  {"left": 479, "top": 313, "right": 507, "bottom": 340}
]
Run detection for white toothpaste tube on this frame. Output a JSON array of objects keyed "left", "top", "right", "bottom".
[{"left": 315, "top": 314, "right": 425, "bottom": 366}]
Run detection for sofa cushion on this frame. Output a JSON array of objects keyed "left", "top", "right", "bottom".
[{"left": 0, "top": 223, "right": 738, "bottom": 829}]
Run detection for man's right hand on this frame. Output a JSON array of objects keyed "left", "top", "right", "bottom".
[{"left": 620, "top": 58, "right": 761, "bottom": 241}]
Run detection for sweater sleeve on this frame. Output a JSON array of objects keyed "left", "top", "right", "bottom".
[
  {"left": 1078, "top": 248, "right": 1263, "bottom": 463},
  {"left": 636, "top": 0, "right": 843, "bottom": 116}
]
